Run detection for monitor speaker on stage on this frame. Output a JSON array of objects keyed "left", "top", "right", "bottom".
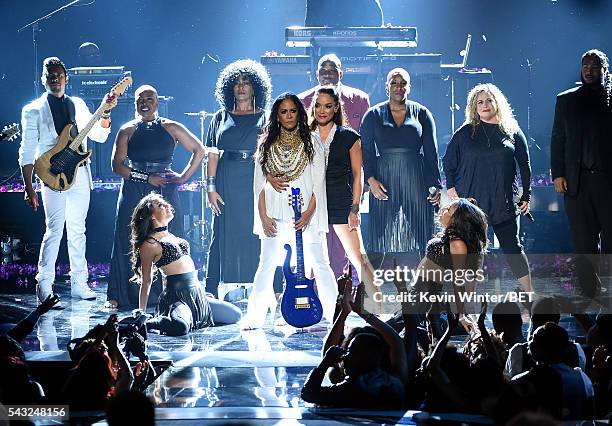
[{"left": 80, "top": 96, "right": 172, "bottom": 179}]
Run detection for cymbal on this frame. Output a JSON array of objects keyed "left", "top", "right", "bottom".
[{"left": 184, "top": 110, "right": 215, "bottom": 117}]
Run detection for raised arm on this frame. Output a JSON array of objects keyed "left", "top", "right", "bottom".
[
  {"left": 350, "top": 286, "right": 409, "bottom": 385},
  {"left": 449, "top": 239, "right": 476, "bottom": 332}
]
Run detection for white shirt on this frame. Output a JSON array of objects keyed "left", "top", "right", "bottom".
[
  {"left": 253, "top": 136, "right": 328, "bottom": 237},
  {"left": 311, "top": 123, "right": 337, "bottom": 167}
]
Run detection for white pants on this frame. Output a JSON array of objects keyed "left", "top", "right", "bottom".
[
  {"left": 246, "top": 220, "right": 338, "bottom": 327},
  {"left": 36, "top": 166, "right": 91, "bottom": 286}
]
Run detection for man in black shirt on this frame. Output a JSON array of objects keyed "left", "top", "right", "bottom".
[{"left": 551, "top": 49, "right": 612, "bottom": 297}]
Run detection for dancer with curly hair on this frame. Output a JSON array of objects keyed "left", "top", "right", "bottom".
[
  {"left": 443, "top": 83, "right": 533, "bottom": 294},
  {"left": 205, "top": 59, "right": 272, "bottom": 299}
]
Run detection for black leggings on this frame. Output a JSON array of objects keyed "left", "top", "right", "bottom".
[
  {"left": 146, "top": 271, "right": 213, "bottom": 336},
  {"left": 491, "top": 216, "right": 530, "bottom": 279},
  {"left": 147, "top": 302, "right": 192, "bottom": 336}
]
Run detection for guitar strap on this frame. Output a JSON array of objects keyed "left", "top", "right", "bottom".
[{"left": 63, "top": 96, "right": 78, "bottom": 137}]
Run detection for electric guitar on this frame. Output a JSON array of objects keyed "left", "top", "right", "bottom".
[
  {"left": 0, "top": 123, "right": 20, "bottom": 142},
  {"left": 280, "top": 187, "right": 323, "bottom": 328},
  {"left": 34, "top": 75, "right": 133, "bottom": 191}
]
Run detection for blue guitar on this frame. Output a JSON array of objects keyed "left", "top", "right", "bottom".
[{"left": 280, "top": 187, "right": 323, "bottom": 328}]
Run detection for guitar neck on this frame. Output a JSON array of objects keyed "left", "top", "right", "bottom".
[
  {"left": 294, "top": 210, "right": 306, "bottom": 283},
  {"left": 68, "top": 103, "right": 104, "bottom": 151}
]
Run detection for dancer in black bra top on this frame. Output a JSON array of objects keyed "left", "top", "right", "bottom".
[
  {"left": 408, "top": 198, "right": 488, "bottom": 334},
  {"left": 105, "top": 84, "right": 206, "bottom": 310},
  {"left": 131, "top": 193, "right": 242, "bottom": 336}
]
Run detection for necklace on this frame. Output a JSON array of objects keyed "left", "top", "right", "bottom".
[
  {"left": 153, "top": 225, "right": 168, "bottom": 232},
  {"left": 266, "top": 128, "right": 309, "bottom": 182},
  {"left": 481, "top": 124, "right": 492, "bottom": 148}
]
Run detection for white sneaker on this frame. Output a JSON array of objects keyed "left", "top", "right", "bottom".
[
  {"left": 71, "top": 282, "right": 97, "bottom": 300},
  {"left": 36, "top": 281, "right": 53, "bottom": 304}
]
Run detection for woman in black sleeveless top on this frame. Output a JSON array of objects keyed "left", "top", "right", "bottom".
[
  {"left": 307, "top": 86, "right": 379, "bottom": 306},
  {"left": 105, "top": 85, "right": 205, "bottom": 309}
]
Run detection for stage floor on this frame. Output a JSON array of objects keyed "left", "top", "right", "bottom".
[{"left": 0, "top": 275, "right": 608, "bottom": 425}]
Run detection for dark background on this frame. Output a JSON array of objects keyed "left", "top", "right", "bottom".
[
  {"left": 1, "top": 0, "right": 611, "bottom": 176},
  {"left": 0, "top": 0, "right": 609, "bottom": 261}
]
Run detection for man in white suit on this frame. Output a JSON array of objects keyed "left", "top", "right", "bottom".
[{"left": 19, "top": 57, "right": 118, "bottom": 305}]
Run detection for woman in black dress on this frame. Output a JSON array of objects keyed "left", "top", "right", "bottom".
[
  {"left": 105, "top": 85, "right": 205, "bottom": 309},
  {"left": 205, "top": 60, "right": 272, "bottom": 298},
  {"left": 361, "top": 68, "right": 441, "bottom": 255},
  {"left": 308, "top": 86, "right": 378, "bottom": 304},
  {"left": 443, "top": 83, "right": 533, "bottom": 294}
]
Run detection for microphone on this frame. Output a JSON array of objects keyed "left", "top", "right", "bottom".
[
  {"left": 428, "top": 186, "right": 440, "bottom": 212},
  {"left": 515, "top": 198, "right": 534, "bottom": 222}
]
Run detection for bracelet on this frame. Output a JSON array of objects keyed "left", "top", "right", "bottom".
[
  {"left": 130, "top": 169, "right": 150, "bottom": 183},
  {"left": 350, "top": 204, "right": 360, "bottom": 214},
  {"left": 101, "top": 110, "right": 111, "bottom": 119},
  {"left": 206, "top": 176, "right": 216, "bottom": 193}
]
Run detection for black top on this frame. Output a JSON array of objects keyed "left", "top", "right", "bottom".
[
  {"left": 127, "top": 118, "right": 176, "bottom": 163},
  {"left": 206, "top": 110, "right": 266, "bottom": 152},
  {"left": 425, "top": 236, "right": 453, "bottom": 270},
  {"left": 550, "top": 85, "right": 612, "bottom": 196},
  {"left": 47, "top": 94, "right": 76, "bottom": 136},
  {"left": 326, "top": 126, "right": 360, "bottom": 210},
  {"left": 579, "top": 87, "right": 609, "bottom": 171},
  {"left": 443, "top": 122, "right": 531, "bottom": 225},
  {"left": 360, "top": 100, "right": 441, "bottom": 189},
  {"left": 151, "top": 236, "right": 190, "bottom": 268}
]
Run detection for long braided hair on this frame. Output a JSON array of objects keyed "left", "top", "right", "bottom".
[{"left": 257, "top": 92, "right": 314, "bottom": 173}]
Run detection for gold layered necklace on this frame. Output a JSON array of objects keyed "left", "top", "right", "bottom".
[{"left": 266, "top": 127, "right": 309, "bottom": 182}]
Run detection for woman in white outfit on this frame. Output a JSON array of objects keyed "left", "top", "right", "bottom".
[{"left": 243, "top": 92, "right": 337, "bottom": 329}]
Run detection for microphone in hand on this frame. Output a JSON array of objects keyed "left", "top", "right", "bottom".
[
  {"left": 428, "top": 186, "right": 440, "bottom": 211},
  {"left": 516, "top": 200, "right": 534, "bottom": 222}
]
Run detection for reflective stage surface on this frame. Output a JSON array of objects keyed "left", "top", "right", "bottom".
[{"left": 0, "top": 271, "right": 607, "bottom": 425}]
